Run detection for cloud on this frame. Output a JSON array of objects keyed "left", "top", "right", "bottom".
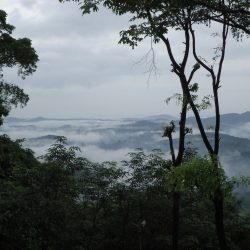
[
  {"left": 1, "top": 0, "right": 249, "bottom": 119},
  {"left": 227, "top": 122, "right": 250, "bottom": 139},
  {"left": 82, "top": 145, "right": 132, "bottom": 162}
]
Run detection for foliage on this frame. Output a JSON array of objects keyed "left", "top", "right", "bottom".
[
  {"left": 186, "top": 0, "right": 250, "bottom": 38},
  {"left": 59, "top": 0, "right": 249, "bottom": 46},
  {"left": 0, "top": 137, "right": 249, "bottom": 249},
  {"left": 0, "top": 81, "right": 29, "bottom": 125},
  {"left": 122, "top": 149, "right": 170, "bottom": 189},
  {"left": 39, "top": 136, "right": 88, "bottom": 173},
  {"left": 167, "top": 157, "right": 224, "bottom": 197},
  {"left": 0, "top": 136, "right": 85, "bottom": 250},
  {"left": 0, "top": 9, "right": 38, "bottom": 125},
  {"left": 167, "top": 156, "right": 250, "bottom": 199},
  {"left": 0, "top": 134, "right": 37, "bottom": 178},
  {"left": 0, "top": 10, "right": 38, "bottom": 77}
]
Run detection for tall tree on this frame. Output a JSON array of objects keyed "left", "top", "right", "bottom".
[
  {"left": 58, "top": 1, "right": 248, "bottom": 249},
  {"left": 0, "top": 10, "right": 38, "bottom": 125}
]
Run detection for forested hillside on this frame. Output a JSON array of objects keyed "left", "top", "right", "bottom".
[{"left": 1, "top": 135, "right": 250, "bottom": 250}]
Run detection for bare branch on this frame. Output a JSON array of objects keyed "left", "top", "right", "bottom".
[{"left": 146, "top": 8, "right": 181, "bottom": 74}]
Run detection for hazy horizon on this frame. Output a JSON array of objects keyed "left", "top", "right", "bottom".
[
  {"left": 5, "top": 110, "right": 250, "bottom": 121},
  {"left": 2, "top": 111, "right": 250, "bottom": 177}
]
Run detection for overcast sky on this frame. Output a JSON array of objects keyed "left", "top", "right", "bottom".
[{"left": 1, "top": 0, "right": 250, "bottom": 119}]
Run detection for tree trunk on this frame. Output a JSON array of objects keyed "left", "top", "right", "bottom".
[
  {"left": 172, "top": 191, "right": 180, "bottom": 250},
  {"left": 213, "top": 188, "right": 228, "bottom": 250}
]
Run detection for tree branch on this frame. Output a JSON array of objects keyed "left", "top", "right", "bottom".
[{"left": 146, "top": 8, "right": 181, "bottom": 73}]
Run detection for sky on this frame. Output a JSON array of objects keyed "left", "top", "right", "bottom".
[{"left": 1, "top": 0, "right": 250, "bottom": 119}]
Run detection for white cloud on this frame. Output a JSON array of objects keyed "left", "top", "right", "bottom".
[
  {"left": 82, "top": 145, "right": 132, "bottom": 162},
  {"left": 0, "top": 0, "right": 249, "bottom": 119}
]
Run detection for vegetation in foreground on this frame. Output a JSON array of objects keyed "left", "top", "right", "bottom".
[{"left": 0, "top": 135, "right": 249, "bottom": 250}]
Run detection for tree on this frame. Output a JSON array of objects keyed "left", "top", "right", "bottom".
[
  {"left": 0, "top": 135, "right": 38, "bottom": 178},
  {"left": 40, "top": 136, "right": 88, "bottom": 173},
  {"left": 0, "top": 9, "right": 38, "bottom": 125},
  {"left": 0, "top": 137, "right": 86, "bottom": 250},
  {"left": 58, "top": 1, "right": 248, "bottom": 249}
]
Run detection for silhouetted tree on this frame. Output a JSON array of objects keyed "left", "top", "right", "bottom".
[
  {"left": 0, "top": 9, "right": 38, "bottom": 125},
  {"left": 57, "top": 1, "right": 250, "bottom": 248}
]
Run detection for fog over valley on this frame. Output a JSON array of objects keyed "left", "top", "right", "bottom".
[{"left": 2, "top": 112, "right": 250, "bottom": 177}]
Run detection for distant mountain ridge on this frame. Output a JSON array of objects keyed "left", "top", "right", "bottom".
[
  {"left": 5, "top": 116, "right": 117, "bottom": 123},
  {"left": 186, "top": 111, "right": 250, "bottom": 128},
  {"left": 6, "top": 111, "right": 250, "bottom": 124},
  {"left": 2, "top": 111, "right": 250, "bottom": 176}
]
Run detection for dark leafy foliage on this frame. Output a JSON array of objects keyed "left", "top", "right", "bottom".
[
  {"left": 59, "top": 0, "right": 249, "bottom": 44},
  {"left": 0, "top": 135, "right": 37, "bottom": 178},
  {"left": 0, "top": 9, "right": 38, "bottom": 125},
  {"left": 0, "top": 137, "right": 249, "bottom": 250},
  {"left": 0, "top": 10, "right": 38, "bottom": 77}
]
